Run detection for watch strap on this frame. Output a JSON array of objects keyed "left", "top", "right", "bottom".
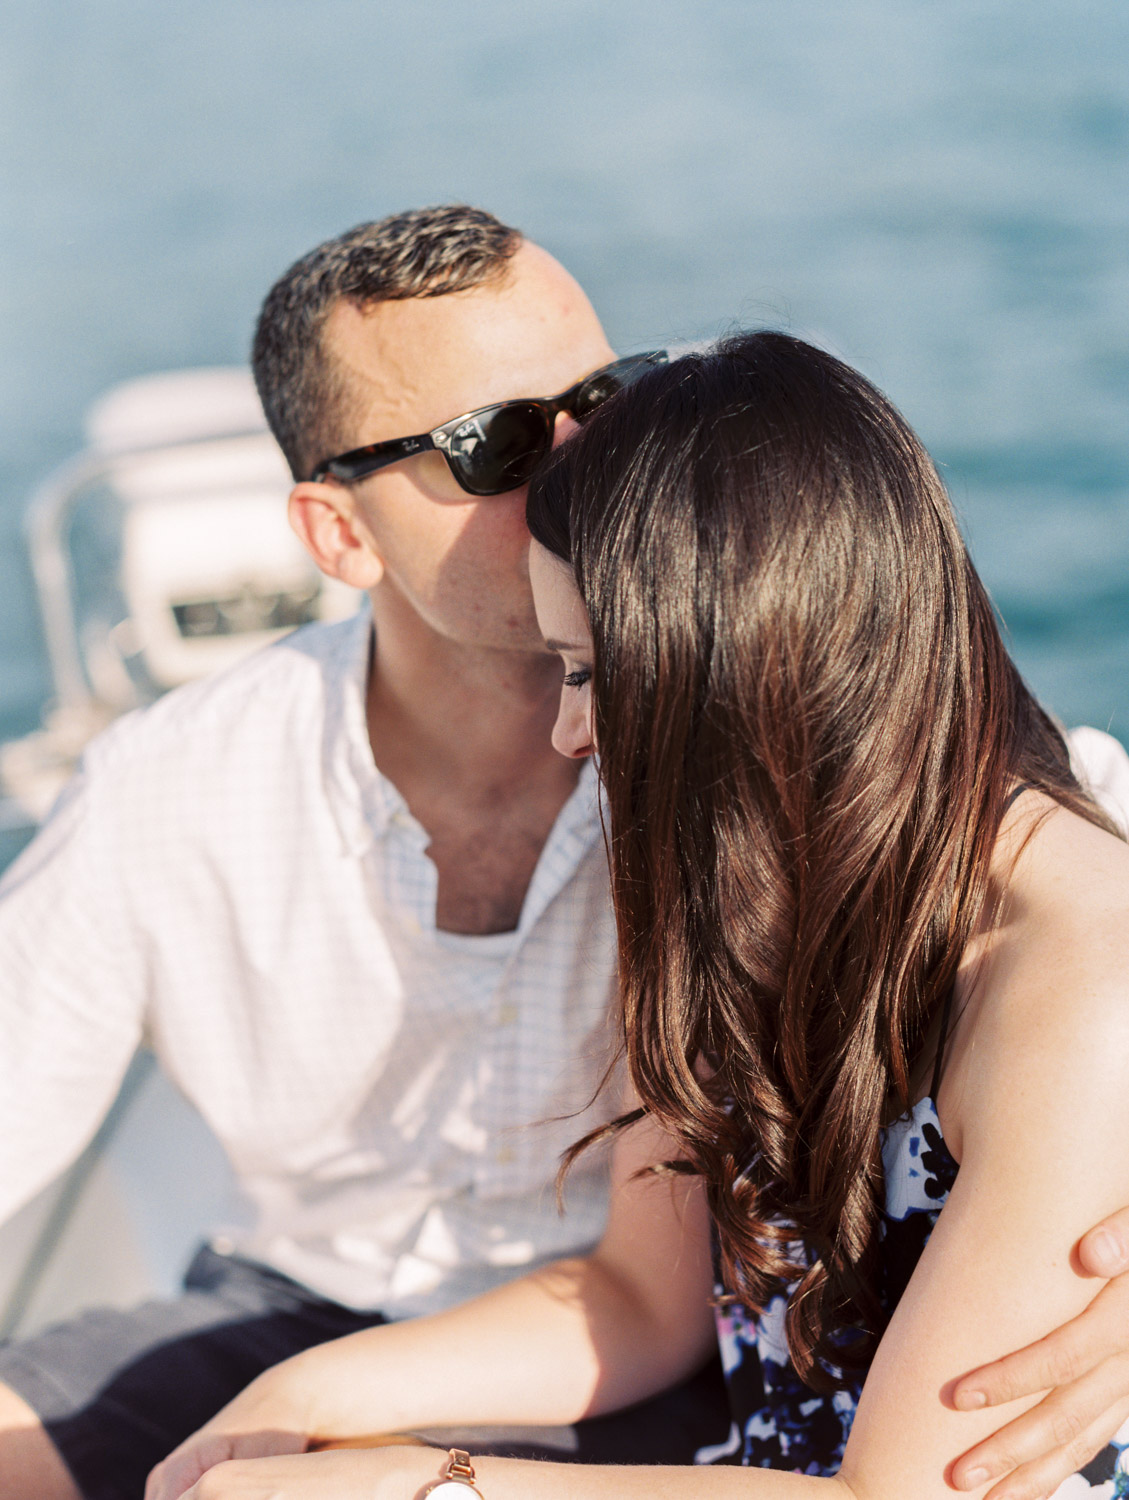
[{"left": 421, "top": 1448, "right": 485, "bottom": 1498}]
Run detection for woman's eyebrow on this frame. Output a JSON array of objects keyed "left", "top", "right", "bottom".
[{"left": 543, "top": 638, "right": 588, "bottom": 654}]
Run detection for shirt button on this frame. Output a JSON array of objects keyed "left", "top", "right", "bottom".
[
  {"left": 497, "top": 1003, "right": 519, "bottom": 1026},
  {"left": 496, "top": 1146, "right": 515, "bottom": 1165}
]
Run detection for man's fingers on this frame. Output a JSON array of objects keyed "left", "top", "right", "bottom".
[
  {"left": 953, "top": 1278, "right": 1129, "bottom": 1410},
  {"left": 980, "top": 1401, "right": 1129, "bottom": 1500},
  {"left": 953, "top": 1327, "right": 1089, "bottom": 1412},
  {"left": 951, "top": 1361, "right": 1129, "bottom": 1494},
  {"left": 1078, "top": 1207, "right": 1129, "bottom": 1278}
]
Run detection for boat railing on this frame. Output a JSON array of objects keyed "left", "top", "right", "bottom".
[{"left": 24, "top": 424, "right": 280, "bottom": 723}]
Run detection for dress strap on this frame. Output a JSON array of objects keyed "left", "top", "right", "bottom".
[
  {"left": 1003, "top": 781, "right": 1035, "bottom": 814},
  {"left": 929, "top": 781, "right": 1037, "bottom": 1100},
  {"left": 929, "top": 986, "right": 956, "bottom": 1103}
]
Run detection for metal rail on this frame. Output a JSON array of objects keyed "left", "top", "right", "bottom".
[{"left": 22, "top": 426, "right": 272, "bottom": 721}]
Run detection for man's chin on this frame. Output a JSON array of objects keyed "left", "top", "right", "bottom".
[{"left": 462, "top": 604, "right": 548, "bottom": 657}]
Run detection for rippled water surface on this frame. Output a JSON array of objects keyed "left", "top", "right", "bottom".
[{"left": 2, "top": 0, "right": 1127, "bottom": 739}]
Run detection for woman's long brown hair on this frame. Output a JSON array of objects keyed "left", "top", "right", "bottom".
[{"left": 526, "top": 332, "right": 1118, "bottom": 1390}]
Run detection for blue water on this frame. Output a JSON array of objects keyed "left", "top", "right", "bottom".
[{"left": 2, "top": 0, "right": 1128, "bottom": 741}]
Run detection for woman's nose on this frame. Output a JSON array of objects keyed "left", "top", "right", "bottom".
[{"left": 551, "top": 698, "right": 595, "bottom": 759}]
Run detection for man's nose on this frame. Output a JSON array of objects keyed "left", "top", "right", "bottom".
[{"left": 551, "top": 411, "right": 580, "bottom": 449}]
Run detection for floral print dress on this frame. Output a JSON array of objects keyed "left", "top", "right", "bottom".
[{"left": 696, "top": 1097, "right": 1129, "bottom": 1496}]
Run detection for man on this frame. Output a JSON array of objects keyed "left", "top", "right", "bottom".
[
  {"left": 1, "top": 205, "right": 1128, "bottom": 1500},
  {"left": 0, "top": 206, "right": 721, "bottom": 1500}
]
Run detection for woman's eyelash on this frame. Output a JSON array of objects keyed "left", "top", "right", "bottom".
[{"left": 563, "top": 668, "right": 592, "bottom": 689}]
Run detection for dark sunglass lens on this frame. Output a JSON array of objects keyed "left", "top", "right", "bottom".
[
  {"left": 571, "top": 370, "right": 622, "bottom": 415},
  {"left": 572, "top": 354, "right": 661, "bottom": 417},
  {"left": 448, "top": 403, "right": 552, "bottom": 495}
]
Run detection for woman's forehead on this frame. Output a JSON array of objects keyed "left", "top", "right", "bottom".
[{"left": 528, "top": 541, "right": 590, "bottom": 648}]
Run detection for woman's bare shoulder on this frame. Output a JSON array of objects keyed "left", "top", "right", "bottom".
[
  {"left": 1008, "top": 795, "right": 1129, "bottom": 957},
  {"left": 943, "top": 796, "right": 1129, "bottom": 1159}
]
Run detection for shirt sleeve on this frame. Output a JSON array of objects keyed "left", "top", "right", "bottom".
[
  {"left": 0, "top": 751, "right": 147, "bottom": 1224},
  {"left": 1066, "top": 724, "right": 1129, "bottom": 836}
]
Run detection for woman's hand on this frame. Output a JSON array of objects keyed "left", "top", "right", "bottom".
[
  {"left": 949, "top": 1208, "right": 1129, "bottom": 1500},
  {"left": 157, "top": 1447, "right": 424, "bottom": 1500},
  {"left": 144, "top": 1371, "right": 312, "bottom": 1500}
]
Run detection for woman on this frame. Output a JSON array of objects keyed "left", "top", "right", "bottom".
[{"left": 149, "top": 333, "right": 1129, "bottom": 1500}]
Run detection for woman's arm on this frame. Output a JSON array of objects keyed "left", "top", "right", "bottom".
[
  {"left": 146, "top": 1109, "right": 718, "bottom": 1500},
  {"left": 947, "top": 1215, "right": 1129, "bottom": 1500},
  {"left": 171, "top": 1443, "right": 838, "bottom": 1499},
  {"left": 834, "top": 806, "right": 1129, "bottom": 1500}
]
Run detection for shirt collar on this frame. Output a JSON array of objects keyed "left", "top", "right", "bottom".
[{"left": 321, "top": 608, "right": 603, "bottom": 864}]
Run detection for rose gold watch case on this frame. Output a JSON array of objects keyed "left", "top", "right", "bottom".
[{"left": 421, "top": 1481, "right": 485, "bottom": 1499}]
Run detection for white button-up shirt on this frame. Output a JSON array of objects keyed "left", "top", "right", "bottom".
[{"left": 0, "top": 610, "right": 619, "bottom": 1316}]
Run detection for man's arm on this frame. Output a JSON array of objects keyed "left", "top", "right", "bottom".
[{"left": 0, "top": 757, "right": 146, "bottom": 1225}]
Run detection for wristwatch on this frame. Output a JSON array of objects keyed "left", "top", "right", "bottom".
[{"left": 420, "top": 1448, "right": 485, "bottom": 1498}]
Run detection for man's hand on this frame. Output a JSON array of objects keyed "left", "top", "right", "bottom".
[{"left": 949, "top": 1209, "right": 1129, "bottom": 1500}]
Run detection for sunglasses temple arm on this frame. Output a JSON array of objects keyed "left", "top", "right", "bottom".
[{"left": 330, "top": 432, "right": 441, "bottom": 483}]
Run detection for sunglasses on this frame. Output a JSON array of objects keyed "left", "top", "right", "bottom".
[{"left": 309, "top": 350, "right": 669, "bottom": 496}]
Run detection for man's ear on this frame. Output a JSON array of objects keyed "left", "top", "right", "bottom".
[{"left": 288, "top": 482, "right": 384, "bottom": 590}]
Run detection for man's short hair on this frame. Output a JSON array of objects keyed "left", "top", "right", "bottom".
[{"left": 252, "top": 205, "right": 523, "bottom": 481}]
